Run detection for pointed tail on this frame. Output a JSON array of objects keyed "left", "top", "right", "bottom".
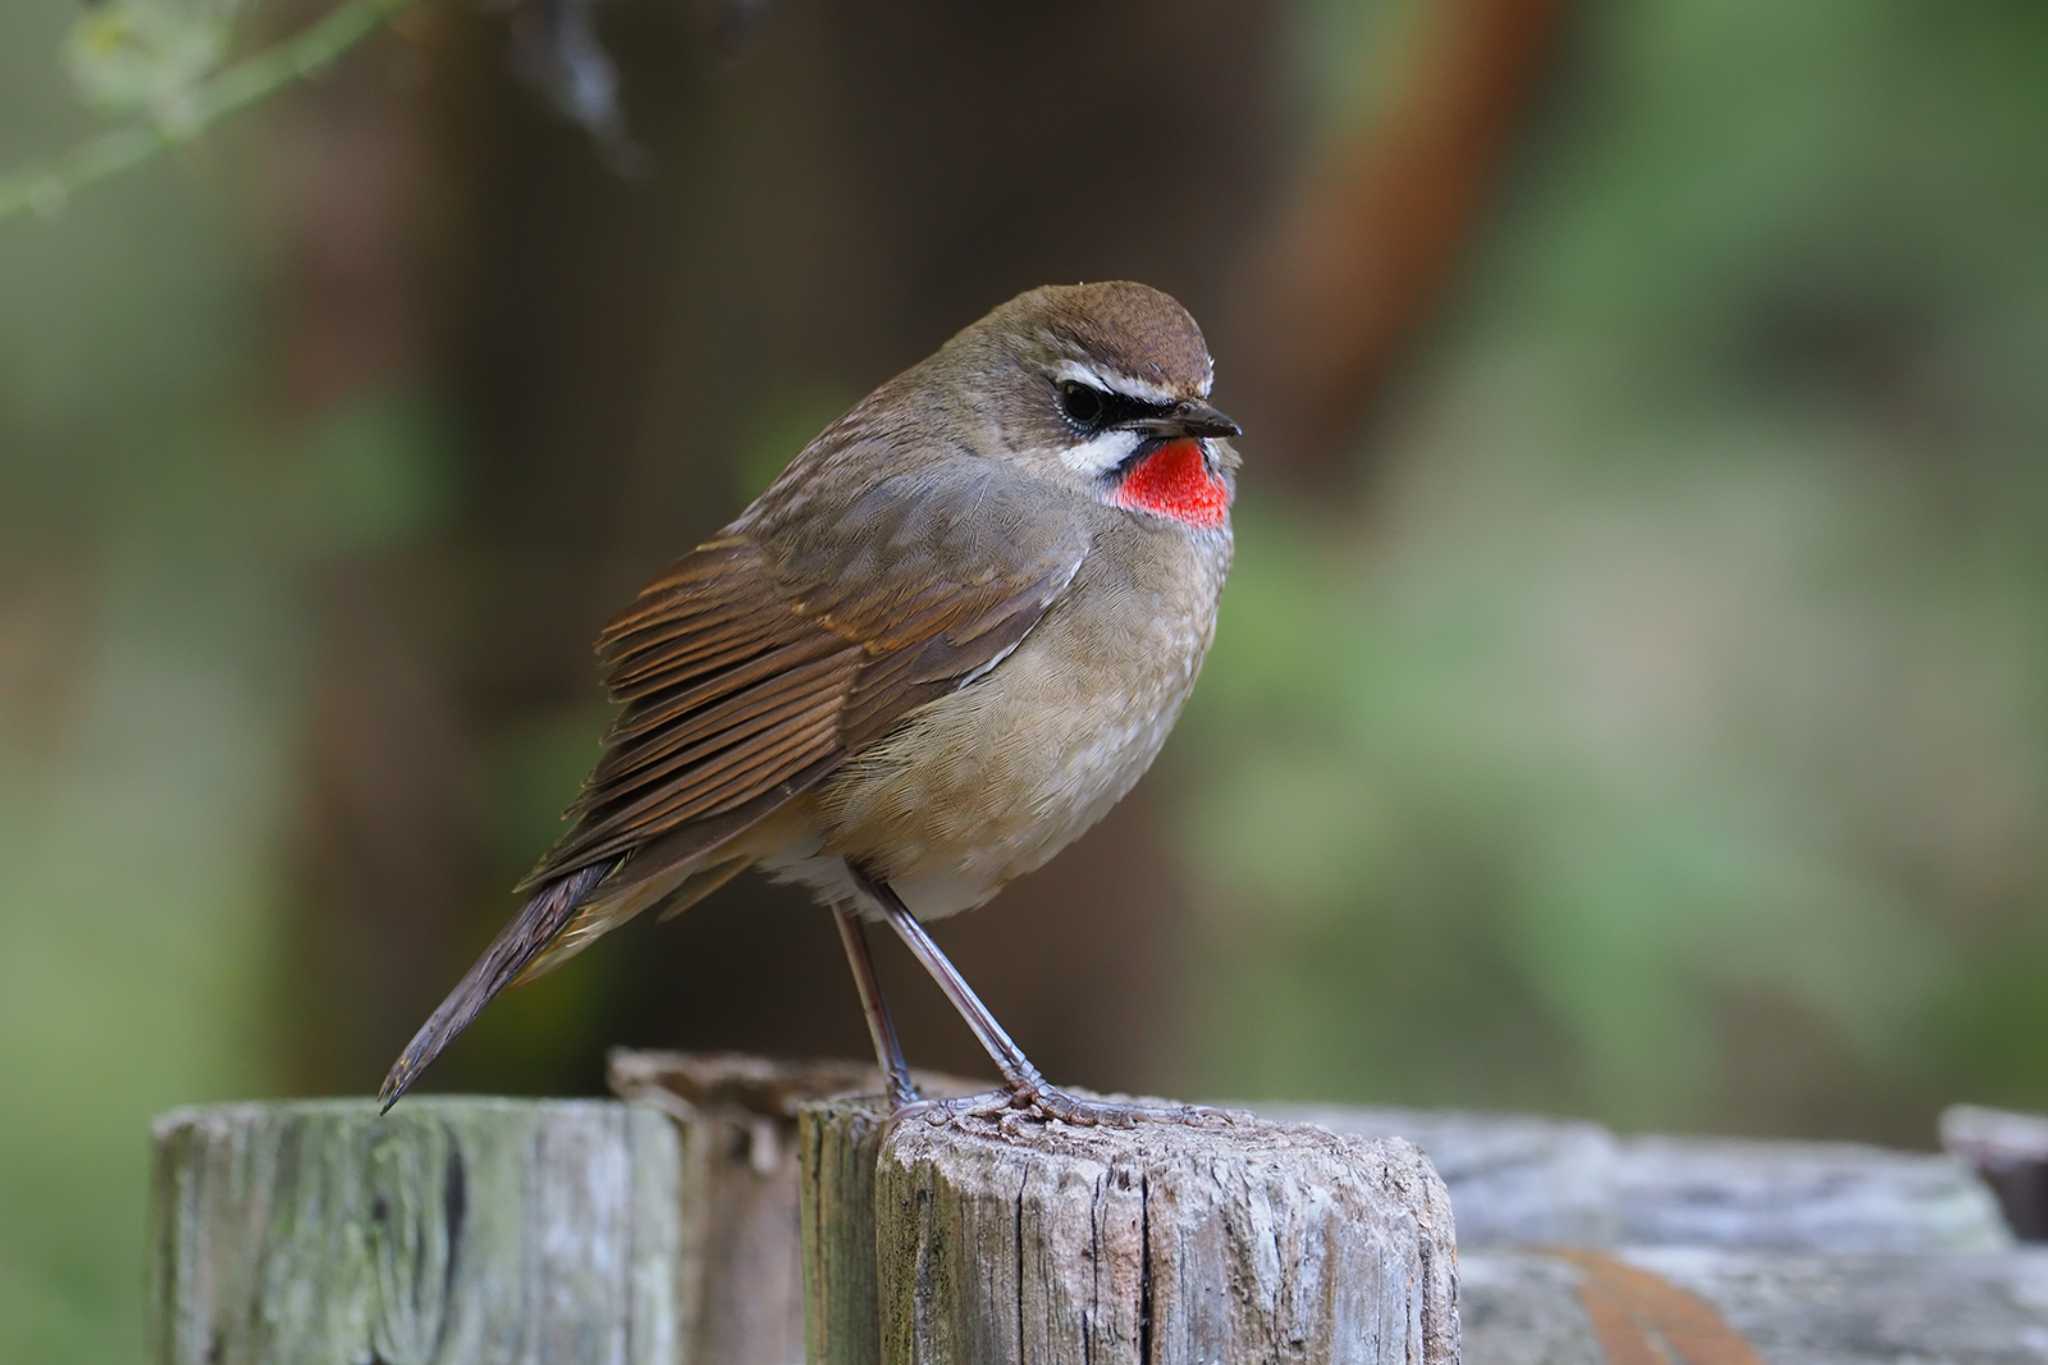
[{"left": 378, "top": 861, "right": 614, "bottom": 1112}]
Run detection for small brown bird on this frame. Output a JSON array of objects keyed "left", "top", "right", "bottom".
[{"left": 380, "top": 282, "right": 1239, "bottom": 1124}]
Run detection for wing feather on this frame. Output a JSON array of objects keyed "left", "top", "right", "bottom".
[
  {"left": 593, "top": 648, "right": 862, "bottom": 781},
  {"left": 517, "top": 461, "right": 1092, "bottom": 892}
]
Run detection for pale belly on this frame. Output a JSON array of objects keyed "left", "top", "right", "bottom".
[{"left": 758, "top": 524, "right": 1226, "bottom": 920}]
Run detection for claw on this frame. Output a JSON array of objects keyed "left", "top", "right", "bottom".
[
  {"left": 1000, "top": 1083, "right": 1240, "bottom": 1129},
  {"left": 888, "top": 1089, "right": 1012, "bottom": 1127},
  {"left": 889, "top": 1086, "right": 1248, "bottom": 1132}
]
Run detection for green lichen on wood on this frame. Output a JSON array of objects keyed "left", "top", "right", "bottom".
[
  {"left": 797, "top": 1096, "right": 890, "bottom": 1365},
  {"left": 149, "top": 1098, "right": 683, "bottom": 1365}
]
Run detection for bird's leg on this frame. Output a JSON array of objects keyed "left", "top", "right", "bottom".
[
  {"left": 832, "top": 904, "right": 920, "bottom": 1111},
  {"left": 850, "top": 864, "right": 1232, "bottom": 1128}
]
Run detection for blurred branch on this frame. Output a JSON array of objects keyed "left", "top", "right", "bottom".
[
  {"left": 1234, "top": 0, "right": 1570, "bottom": 483},
  {"left": 0, "top": 0, "right": 417, "bottom": 224}
]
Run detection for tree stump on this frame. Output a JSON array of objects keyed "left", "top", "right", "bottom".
[
  {"left": 149, "top": 1098, "right": 683, "bottom": 1365},
  {"left": 799, "top": 1096, "right": 1461, "bottom": 1365}
]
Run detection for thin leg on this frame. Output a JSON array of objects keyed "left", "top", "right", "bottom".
[
  {"left": 832, "top": 904, "right": 920, "bottom": 1110},
  {"left": 850, "top": 863, "right": 1229, "bottom": 1128}
]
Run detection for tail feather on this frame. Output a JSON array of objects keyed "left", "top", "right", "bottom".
[
  {"left": 509, "top": 852, "right": 752, "bottom": 988},
  {"left": 378, "top": 787, "right": 810, "bottom": 1112},
  {"left": 378, "top": 862, "right": 614, "bottom": 1112}
]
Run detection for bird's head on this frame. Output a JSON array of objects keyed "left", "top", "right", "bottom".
[{"left": 925, "top": 281, "right": 1241, "bottom": 532}]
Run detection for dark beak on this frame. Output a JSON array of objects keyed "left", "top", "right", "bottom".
[{"left": 1119, "top": 399, "right": 1243, "bottom": 441}]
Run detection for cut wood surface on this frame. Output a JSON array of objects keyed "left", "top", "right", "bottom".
[
  {"left": 1461, "top": 1246, "right": 2048, "bottom": 1364},
  {"left": 798, "top": 1094, "right": 1460, "bottom": 1365},
  {"left": 1273, "top": 1105, "right": 2012, "bottom": 1251},
  {"left": 149, "top": 1098, "right": 682, "bottom": 1365},
  {"left": 1265, "top": 1105, "right": 1620, "bottom": 1247}
]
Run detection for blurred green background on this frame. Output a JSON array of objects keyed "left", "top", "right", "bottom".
[{"left": 4, "top": 0, "right": 2046, "bottom": 1357}]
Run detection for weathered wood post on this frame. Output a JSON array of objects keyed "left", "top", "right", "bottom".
[
  {"left": 799, "top": 1095, "right": 1462, "bottom": 1365},
  {"left": 149, "top": 1059, "right": 940, "bottom": 1365},
  {"left": 606, "top": 1050, "right": 971, "bottom": 1365},
  {"left": 152, "top": 1064, "right": 2036, "bottom": 1365},
  {"left": 149, "top": 1098, "right": 684, "bottom": 1365}
]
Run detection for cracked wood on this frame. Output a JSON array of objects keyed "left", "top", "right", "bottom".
[{"left": 798, "top": 1094, "right": 1461, "bottom": 1365}]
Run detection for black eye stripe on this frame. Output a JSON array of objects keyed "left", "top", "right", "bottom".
[{"left": 1056, "top": 379, "right": 1170, "bottom": 434}]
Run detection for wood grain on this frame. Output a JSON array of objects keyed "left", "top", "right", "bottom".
[
  {"left": 802, "top": 1095, "right": 1461, "bottom": 1365},
  {"left": 149, "top": 1098, "right": 682, "bottom": 1365},
  {"left": 609, "top": 1052, "right": 918, "bottom": 1365}
]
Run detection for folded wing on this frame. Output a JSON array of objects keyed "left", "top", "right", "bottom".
[{"left": 526, "top": 463, "right": 1092, "bottom": 887}]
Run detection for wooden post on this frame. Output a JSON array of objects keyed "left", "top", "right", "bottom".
[
  {"left": 799, "top": 1097, "right": 897, "bottom": 1365},
  {"left": 149, "top": 1066, "right": 2032, "bottom": 1365},
  {"left": 149, "top": 1098, "right": 683, "bottom": 1365},
  {"left": 798, "top": 1096, "right": 1461, "bottom": 1365},
  {"left": 1262, "top": 1105, "right": 1621, "bottom": 1246},
  {"left": 606, "top": 1051, "right": 973, "bottom": 1365}
]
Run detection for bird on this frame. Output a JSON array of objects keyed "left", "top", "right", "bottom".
[{"left": 378, "top": 281, "right": 1240, "bottom": 1125}]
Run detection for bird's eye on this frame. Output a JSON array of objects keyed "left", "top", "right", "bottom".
[{"left": 1057, "top": 380, "right": 1107, "bottom": 431}]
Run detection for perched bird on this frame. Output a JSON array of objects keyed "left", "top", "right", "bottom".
[{"left": 379, "top": 281, "right": 1240, "bottom": 1124}]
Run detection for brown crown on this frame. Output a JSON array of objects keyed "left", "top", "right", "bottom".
[{"left": 1005, "top": 281, "right": 1214, "bottom": 398}]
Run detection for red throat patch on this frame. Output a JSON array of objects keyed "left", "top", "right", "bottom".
[{"left": 1113, "top": 439, "right": 1230, "bottom": 529}]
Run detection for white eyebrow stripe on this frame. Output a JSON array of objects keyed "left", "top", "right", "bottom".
[{"left": 1051, "top": 359, "right": 1179, "bottom": 406}]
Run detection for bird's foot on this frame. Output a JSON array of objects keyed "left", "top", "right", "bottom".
[
  {"left": 892, "top": 1083, "right": 1247, "bottom": 1130},
  {"left": 884, "top": 1074, "right": 922, "bottom": 1113},
  {"left": 1017, "top": 1088, "right": 1249, "bottom": 1129}
]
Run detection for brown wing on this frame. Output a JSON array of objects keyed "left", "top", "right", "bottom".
[{"left": 518, "top": 462, "right": 1093, "bottom": 890}]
